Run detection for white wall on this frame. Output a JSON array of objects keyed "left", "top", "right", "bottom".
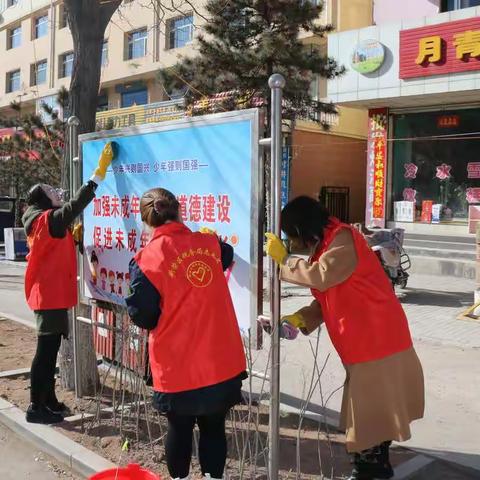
[{"left": 328, "top": 6, "right": 480, "bottom": 109}]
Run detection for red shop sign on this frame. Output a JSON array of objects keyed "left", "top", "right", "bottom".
[
  {"left": 400, "top": 17, "right": 480, "bottom": 79},
  {"left": 437, "top": 115, "right": 460, "bottom": 128}
]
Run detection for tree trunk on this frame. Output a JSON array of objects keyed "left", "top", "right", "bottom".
[
  {"left": 65, "top": 0, "right": 122, "bottom": 135},
  {"left": 60, "top": 0, "right": 122, "bottom": 396}
]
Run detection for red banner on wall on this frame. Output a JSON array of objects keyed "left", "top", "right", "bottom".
[
  {"left": 366, "top": 108, "right": 388, "bottom": 228},
  {"left": 400, "top": 17, "right": 480, "bottom": 79}
]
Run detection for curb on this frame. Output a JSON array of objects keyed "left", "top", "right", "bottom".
[
  {"left": 0, "top": 311, "right": 35, "bottom": 329},
  {"left": 0, "top": 397, "right": 115, "bottom": 478}
]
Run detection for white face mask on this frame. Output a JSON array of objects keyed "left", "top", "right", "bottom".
[{"left": 41, "top": 184, "right": 65, "bottom": 207}]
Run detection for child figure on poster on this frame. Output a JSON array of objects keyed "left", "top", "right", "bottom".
[
  {"left": 117, "top": 272, "right": 124, "bottom": 296},
  {"left": 100, "top": 267, "right": 107, "bottom": 290},
  {"left": 108, "top": 270, "right": 116, "bottom": 293}
]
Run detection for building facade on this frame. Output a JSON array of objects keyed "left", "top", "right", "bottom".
[
  {"left": 0, "top": 0, "right": 371, "bottom": 222},
  {"left": 328, "top": 0, "right": 480, "bottom": 235}
]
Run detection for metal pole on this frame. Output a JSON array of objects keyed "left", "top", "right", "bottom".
[
  {"left": 268, "top": 73, "right": 285, "bottom": 480},
  {"left": 67, "top": 116, "right": 81, "bottom": 398}
]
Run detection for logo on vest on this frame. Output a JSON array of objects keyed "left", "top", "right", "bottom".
[{"left": 186, "top": 260, "right": 213, "bottom": 288}]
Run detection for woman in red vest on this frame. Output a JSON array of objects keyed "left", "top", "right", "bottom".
[
  {"left": 265, "top": 196, "right": 424, "bottom": 480},
  {"left": 126, "top": 188, "right": 246, "bottom": 480},
  {"left": 22, "top": 142, "right": 115, "bottom": 425}
]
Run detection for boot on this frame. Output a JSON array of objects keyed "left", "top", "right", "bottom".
[
  {"left": 203, "top": 475, "right": 222, "bottom": 480},
  {"left": 347, "top": 452, "right": 374, "bottom": 480},
  {"left": 376, "top": 442, "right": 394, "bottom": 479},
  {"left": 26, "top": 403, "right": 64, "bottom": 425},
  {"left": 347, "top": 443, "right": 394, "bottom": 480}
]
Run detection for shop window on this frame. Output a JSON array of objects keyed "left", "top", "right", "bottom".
[
  {"left": 31, "top": 60, "right": 47, "bottom": 86},
  {"left": 126, "top": 29, "right": 147, "bottom": 59},
  {"left": 34, "top": 14, "right": 49, "bottom": 39},
  {"left": 441, "top": 0, "right": 480, "bottom": 11},
  {"left": 59, "top": 51, "right": 74, "bottom": 78},
  {"left": 121, "top": 88, "right": 148, "bottom": 108},
  {"left": 392, "top": 109, "right": 480, "bottom": 224},
  {"left": 8, "top": 26, "right": 21, "bottom": 49},
  {"left": 6, "top": 69, "right": 21, "bottom": 93},
  {"left": 167, "top": 15, "right": 193, "bottom": 49}
]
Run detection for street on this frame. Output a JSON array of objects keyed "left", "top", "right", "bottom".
[{"left": 0, "top": 422, "right": 78, "bottom": 480}]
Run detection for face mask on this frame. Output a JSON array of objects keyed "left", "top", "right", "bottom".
[{"left": 41, "top": 184, "right": 65, "bottom": 207}]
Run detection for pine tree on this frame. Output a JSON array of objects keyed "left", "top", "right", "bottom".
[
  {"left": 159, "top": 0, "right": 344, "bottom": 128},
  {"left": 0, "top": 89, "right": 67, "bottom": 225}
]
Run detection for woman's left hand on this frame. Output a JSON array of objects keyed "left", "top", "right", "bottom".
[{"left": 265, "top": 233, "right": 288, "bottom": 265}]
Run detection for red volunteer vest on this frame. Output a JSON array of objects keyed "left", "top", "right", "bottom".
[
  {"left": 135, "top": 222, "right": 246, "bottom": 393},
  {"left": 25, "top": 210, "right": 77, "bottom": 310},
  {"left": 311, "top": 218, "right": 412, "bottom": 365}
]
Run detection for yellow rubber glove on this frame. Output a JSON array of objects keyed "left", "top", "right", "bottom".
[
  {"left": 199, "top": 227, "right": 216, "bottom": 235},
  {"left": 94, "top": 142, "right": 116, "bottom": 180},
  {"left": 282, "top": 312, "right": 306, "bottom": 330},
  {"left": 265, "top": 232, "right": 288, "bottom": 265},
  {"left": 72, "top": 223, "right": 83, "bottom": 243}
]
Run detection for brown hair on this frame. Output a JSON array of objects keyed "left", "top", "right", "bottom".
[{"left": 140, "top": 188, "right": 180, "bottom": 228}]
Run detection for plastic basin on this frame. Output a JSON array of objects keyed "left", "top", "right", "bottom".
[{"left": 89, "top": 463, "right": 161, "bottom": 480}]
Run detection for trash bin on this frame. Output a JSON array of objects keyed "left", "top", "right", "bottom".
[
  {"left": 89, "top": 464, "right": 161, "bottom": 480},
  {"left": 3, "top": 227, "right": 28, "bottom": 260}
]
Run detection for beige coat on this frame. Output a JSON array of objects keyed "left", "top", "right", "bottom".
[{"left": 280, "top": 228, "right": 425, "bottom": 452}]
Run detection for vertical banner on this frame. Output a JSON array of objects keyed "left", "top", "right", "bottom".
[
  {"left": 80, "top": 110, "right": 260, "bottom": 332},
  {"left": 281, "top": 146, "right": 290, "bottom": 210},
  {"left": 366, "top": 108, "right": 388, "bottom": 228}
]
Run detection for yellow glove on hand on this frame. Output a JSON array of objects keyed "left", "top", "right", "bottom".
[
  {"left": 199, "top": 227, "right": 216, "bottom": 235},
  {"left": 72, "top": 223, "right": 83, "bottom": 243},
  {"left": 94, "top": 142, "right": 116, "bottom": 180},
  {"left": 281, "top": 313, "right": 306, "bottom": 330},
  {"left": 265, "top": 232, "right": 288, "bottom": 265}
]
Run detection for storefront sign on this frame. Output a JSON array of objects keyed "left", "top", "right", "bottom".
[
  {"left": 437, "top": 115, "right": 460, "bottom": 128},
  {"left": 366, "top": 108, "right": 388, "bottom": 227},
  {"left": 400, "top": 17, "right": 480, "bottom": 79},
  {"left": 351, "top": 40, "right": 385, "bottom": 74},
  {"left": 467, "top": 162, "right": 480, "bottom": 179},
  {"left": 95, "top": 99, "right": 185, "bottom": 130}
]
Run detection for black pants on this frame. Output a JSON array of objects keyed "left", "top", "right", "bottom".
[
  {"left": 166, "top": 411, "right": 228, "bottom": 479},
  {"left": 30, "top": 334, "right": 62, "bottom": 406}
]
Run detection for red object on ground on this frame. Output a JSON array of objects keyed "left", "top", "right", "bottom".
[{"left": 89, "top": 463, "right": 161, "bottom": 480}]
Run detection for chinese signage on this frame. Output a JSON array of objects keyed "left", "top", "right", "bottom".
[
  {"left": 467, "top": 162, "right": 480, "bottom": 179},
  {"left": 400, "top": 17, "right": 480, "bottom": 79},
  {"left": 437, "top": 115, "right": 460, "bottom": 128},
  {"left": 95, "top": 99, "right": 185, "bottom": 130},
  {"left": 281, "top": 147, "right": 290, "bottom": 209},
  {"left": 81, "top": 111, "right": 259, "bottom": 331},
  {"left": 366, "top": 108, "right": 388, "bottom": 228}
]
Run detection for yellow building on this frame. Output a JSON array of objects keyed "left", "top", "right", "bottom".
[{"left": 0, "top": 0, "right": 370, "bottom": 220}]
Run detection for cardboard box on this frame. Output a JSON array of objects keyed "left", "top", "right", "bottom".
[{"left": 394, "top": 201, "right": 415, "bottom": 222}]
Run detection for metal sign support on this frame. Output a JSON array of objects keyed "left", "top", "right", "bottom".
[
  {"left": 67, "top": 115, "right": 81, "bottom": 398},
  {"left": 267, "top": 73, "right": 285, "bottom": 480}
]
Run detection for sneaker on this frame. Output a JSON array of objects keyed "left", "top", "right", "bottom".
[
  {"left": 26, "top": 404, "right": 64, "bottom": 424},
  {"left": 46, "top": 401, "right": 70, "bottom": 416}
]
